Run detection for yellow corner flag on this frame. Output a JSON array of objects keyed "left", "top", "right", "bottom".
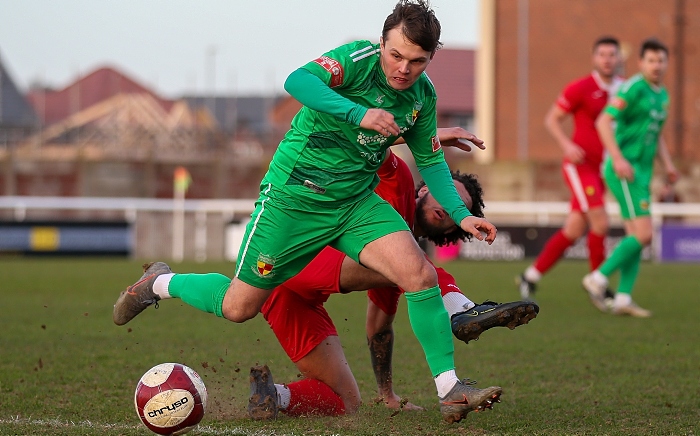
[{"left": 174, "top": 166, "right": 192, "bottom": 194}]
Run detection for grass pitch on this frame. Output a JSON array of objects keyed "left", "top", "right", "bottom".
[{"left": 0, "top": 257, "right": 698, "bottom": 435}]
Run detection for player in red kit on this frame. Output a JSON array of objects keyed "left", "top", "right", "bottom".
[
  {"left": 517, "top": 37, "right": 623, "bottom": 302},
  {"left": 253, "top": 135, "right": 538, "bottom": 420}
]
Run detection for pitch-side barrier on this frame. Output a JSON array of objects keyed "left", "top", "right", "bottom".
[{"left": 1, "top": 197, "right": 699, "bottom": 261}]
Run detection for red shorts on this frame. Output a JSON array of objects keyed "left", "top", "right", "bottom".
[
  {"left": 562, "top": 162, "right": 605, "bottom": 213},
  {"left": 260, "top": 249, "right": 464, "bottom": 362},
  {"left": 260, "top": 246, "right": 344, "bottom": 363}
]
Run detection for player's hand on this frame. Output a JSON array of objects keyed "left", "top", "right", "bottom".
[
  {"left": 612, "top": 156, "right": 634, "bottom": 181},
  {"left": 666, "top": 165, "right": 679, "bottom": 184},
  {"left": 379, "top": 393, "right": 425, "bottom": 411},
  {"left": 437, "top": 127, "right": 485, "bottom": 152},
  {"left": 459, "top": 216, "right": 497, "bottom": 245},
  {"left": 361, "top": 108, "right": 401, "bottom": 137},
  {"left": 563, "top": 142, "right": 585, "bottom": 164}
]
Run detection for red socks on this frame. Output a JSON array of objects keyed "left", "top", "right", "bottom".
[
  {"left": 284, "top": 379, "right": 346, "bottom": 417},
  {"left": 533, "top": 230, "right": 574, "bottom": 274},
  {"left": 587, "top": 231, "right": 606, "bottom": 271}
]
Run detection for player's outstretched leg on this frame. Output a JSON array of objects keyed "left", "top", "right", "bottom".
[
  {"left": 450, "top": 300, "right": 539, "bottom": 344},
  {"left": 439, "top": 379, "right": 502, "bottom": 424},
  {"left": 248, "top": 365, "right": 279, "bottom": 420},
  {"left": 113, "top": 262, "right": 171, "bottom": 325}
]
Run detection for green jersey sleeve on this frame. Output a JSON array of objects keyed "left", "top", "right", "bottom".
[
  {"left": 419, "top": 161, "right": 472, "bottom": 223},
  {"left": 284, "top": 68, "right": 367, "bottom": 125}
]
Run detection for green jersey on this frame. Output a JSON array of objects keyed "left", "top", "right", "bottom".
[
  {"left": 604, "top": 73, "right": 669, "bottom": 169},
  {"left": 265, "top": 40, "right": 443, "bottom": 204}
]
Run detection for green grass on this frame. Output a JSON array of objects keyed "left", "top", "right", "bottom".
[{"left": 0, "top": 257, "right": 698, "bottom": 435}]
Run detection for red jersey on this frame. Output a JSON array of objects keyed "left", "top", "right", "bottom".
[
  {"left": 555, "top": 71, "right": 623, "bottom": 167},
  {"left": 374, "top": 149, "right": 416, "bottom": 231}
]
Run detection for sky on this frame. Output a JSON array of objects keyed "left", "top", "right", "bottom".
[{"left": 0, "top": 0, "right": 479, "bottom": 98}]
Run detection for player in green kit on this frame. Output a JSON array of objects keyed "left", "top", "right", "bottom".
[
  {"left": 114, "top": 0, "right": 501, "bottom": 423},
  {"left": 583, "top": 38, "right": 678, "bottom": 317}
]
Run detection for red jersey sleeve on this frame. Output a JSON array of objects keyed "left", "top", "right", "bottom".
[{"left": 556, "top": 79, "right": 583, "bottom": 114}]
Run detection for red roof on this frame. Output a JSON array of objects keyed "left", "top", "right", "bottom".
[
  {"left": 26, "top": 66, "right": 174, "bottom": 125},
  {"left": 426, "top": 49, "right": 474, "bottom": 113}
]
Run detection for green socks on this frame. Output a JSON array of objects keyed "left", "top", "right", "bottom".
[
  {"left": 599, "top": 236, "right": 643, "bottom": 278},
  {"left": 168, "top": 273, "right": 231, "bottom": 318},
  {"left": 404, "top": 286, "right": 455, "bottom": 377},
  {"left": 599, "top": 235, "right": 643, "bottom": 295},
  {"left": 166, "top": 274, "right": 456, "bottom": 377},
  {"left": 617, "top": 250, "right": 641, "bottom": 295}
]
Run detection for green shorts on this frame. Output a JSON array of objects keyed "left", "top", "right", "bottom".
[
  {"left": 234, "top": 182, "right": 410, "bottom": 289},
  {"left": 603, "top": 159, "right": 652, "bottom": 220}
]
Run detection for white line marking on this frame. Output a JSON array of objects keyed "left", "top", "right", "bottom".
[
  {"left": 563, "top": 163, "right": 590, "bottom": 212},
  {"left": 0, "top": 416, "right": 309, "bottom": 435},
  {"left": 620, "top": 179, "right": 636, "bottom": 219}
]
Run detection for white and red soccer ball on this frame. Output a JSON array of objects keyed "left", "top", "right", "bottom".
[{"left": 134, "top": 363, "right": 208, "bottom": 436}]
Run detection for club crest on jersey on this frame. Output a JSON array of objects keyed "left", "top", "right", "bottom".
[
  {"left": 254, "top": 253, "right": 276, "bottom": 278},
  {"left": 313, "top": 56, "right": 344, "bottom": 88},
  {"left": 640, "top": 200, "right": 649, "bottom": 211},
  {"left": 407, "top": 108, "right": 419, "bottom": 125},
  {"left": 431, "top": 135, "right": 441, "bottom": 152},
  {"left": 585, "top": 185, "right": 596, "bottom": 196}
]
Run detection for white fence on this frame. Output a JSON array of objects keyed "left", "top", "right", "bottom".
[{"left": 1, "top": 196, "right": 699, "bottom": 261}]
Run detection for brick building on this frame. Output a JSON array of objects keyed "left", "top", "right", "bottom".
[{"left": 472, "top": 0, "right": 700, "bottom": 201}]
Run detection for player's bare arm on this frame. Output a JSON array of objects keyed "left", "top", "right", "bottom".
[
  {"left": 361, "top": 108, "right": 401, "bottom": 137},
  {"left": 657, "top": 137, "right": 679, "bottom": 183},
  {"left": 596, "top": 111, "right": 633, "bottom": 180},
  {"left": 545, "top": 104, "right": 585, "bottom": 164},
  {"left": 366, "top": 300, "right": 424, "bottom": 411}
]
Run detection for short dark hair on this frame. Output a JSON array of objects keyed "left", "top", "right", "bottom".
[
  {"left": 640, "top": 38, "right": 669, "bottom": 58},
  {"left": 593, "top": 36, "right": 619, "bottom": 52},
  {"left": 415, "top": 171, "right": 485, "bottom": 246},
  {"left": 382, "top": 0, "right": 443, "bottom": 53}
]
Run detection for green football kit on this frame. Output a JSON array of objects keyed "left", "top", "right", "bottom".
[
  {"left": 218, "top": 40, "right": 472, "bottom": 377},
  {"left": 598, "top": 73, "right": 669, "bottom": 295},
  {"left": 234, "top": 40, "right": 471, "bottom": 291},
  {"left": 603, "top": 73, "right": 669, "bottom": 219}
]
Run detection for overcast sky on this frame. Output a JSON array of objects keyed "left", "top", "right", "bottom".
[{"left": 0, "top": 0, "right": 479, "bottom": 98}]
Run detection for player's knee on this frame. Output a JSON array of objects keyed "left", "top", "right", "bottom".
[
  {"left": 563, "top": 227, "right": 585, "bottom": 240},
  {"left": 221, "top": 280, "right": 270, "bottom": 322},
  {"left": 636, "top": 230, "right": 653, "bottom": 246},
  {"left": 589, "top": 216, "right": 609, "bottom": 235},
  {"left": 341, "top": 395, "right": 362, "bottom": 414},
  {"left": 221, "top": 304, "right": 258, "bottom": 323},
  {"left": 409, "top": 260, "right": 438, "bottom": 291}
]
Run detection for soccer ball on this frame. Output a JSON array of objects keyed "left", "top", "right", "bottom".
[{"left": 134, "top": 363, "right": 208, "bottom": 436}]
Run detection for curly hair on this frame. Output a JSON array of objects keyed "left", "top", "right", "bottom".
[{"left": 415, "top": 171, "right": 485, "bottom": 246}]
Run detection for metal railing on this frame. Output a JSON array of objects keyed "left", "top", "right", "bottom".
[{"left": 1, "top": 196, "right": 699, "bottom": 261}]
